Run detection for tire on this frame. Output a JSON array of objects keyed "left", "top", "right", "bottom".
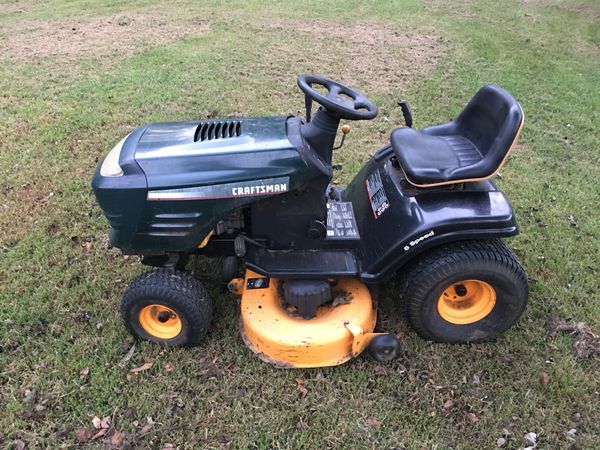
[
  {"left": 398, "top": 239, "right": 528, "bottom": 343},
  {"left": 121, "top": 269, "right": 213, "bottom": 346}
]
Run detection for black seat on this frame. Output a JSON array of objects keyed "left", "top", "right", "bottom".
[{"left": 390, "top": 84, "right": 523, "bottom": 187}]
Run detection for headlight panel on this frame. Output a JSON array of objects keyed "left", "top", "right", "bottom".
[{"left": 100, "top": 136, "right": 127, "bottom": 177}]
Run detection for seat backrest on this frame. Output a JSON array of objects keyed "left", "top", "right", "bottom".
[{"left": 456, "top": 84, "right": 523, "bottom": 169}]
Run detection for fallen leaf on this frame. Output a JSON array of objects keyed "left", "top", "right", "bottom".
[
  {"left": 92, "top": 428, "right": 108, "bottom": 440},
  {"left": 365, "top": 417, "right": 381, "bottom": 429},
  {"left": 109, "top": 430, "right": 125, "bottom": 446},
  {"left": 161, "top": 444, "right": 175, "bottom": 450},
  {"left": 496, "top": 437, "right": 506, "bottom": 447},
  {"left": 117, "top": 345, "right": 136, "bottom": 368},
  {"left": 297, "top": 384, "right": 308, "bottom": 398},
  {"left": 101, "top": 416, "right": 111, "bottom": 429},
  {"left": 164, "top": 362, "right": 175, "bottom": 372},
  {"left": 75, "top": 428, "right": 93, "bottom": 443},
  {"left": 12, "top": 439, "right": 26, "bottom": 450},
  {"left": 442, "top": 399, "right": 454, "bottom": 412},
  {"left": 92, "top": 415, "right": 110, "bottom": 430},
  {"left": 140, "top": 416, "right": 155, "bottom": 435},
  {"left": 92, "top": 416, "right": 102, "bottom": 429},
  {"left": 538, "top": 370, "right": 550, "bottom": 385},
  {"left": 373, "top": 365, "right": 387, "bottom": 376},
  {"left": 294, "top": 378, "right": 304, "bottom": 386},
  {"left": 130, "top": 362, "right": 153, "bottom": 373},
  {"left": 314, "top": 371, "right": 326, "bottom": 382},
  {"left": 79, "top": 367, "right": 90, "bottom": 380},
  {"left": 465, "top": 412, "right": 478, "bottom": 423}
]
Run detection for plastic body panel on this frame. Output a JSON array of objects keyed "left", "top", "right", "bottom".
[
  {"left": 342, "top": 153, "right": 518, "bottom": 282},
  {"left": 243, "top": 151, "right": 518, "bottom": 282},
  {"left": 92, "top": 116, "right": 310, "bottom": 252},
  {"left": 93, "top": 115, "right": 519, "bottom": 281}
]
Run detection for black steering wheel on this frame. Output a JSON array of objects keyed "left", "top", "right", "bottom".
[{"left": 297, "top": 74, "right": 378, "bottom": 121}]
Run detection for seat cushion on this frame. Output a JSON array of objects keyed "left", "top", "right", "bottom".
[
  {"left": 390, "top": 84, "right": 523, "bottom": 187},
  {"left": 390, "top": 127, "right": 484, "bottom": 186}
]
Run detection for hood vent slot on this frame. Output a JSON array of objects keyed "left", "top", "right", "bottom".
[{"left": 195, "top": 120, "right": 242, "bottom": 142}]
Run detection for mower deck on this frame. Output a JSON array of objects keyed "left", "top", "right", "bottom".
[{"left": 232, "top": 271, "right": 377, "bottom": 368}]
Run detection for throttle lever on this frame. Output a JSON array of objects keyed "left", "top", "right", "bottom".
[{"left": 333, "top": 124, "right": 351, "bottom": 150}]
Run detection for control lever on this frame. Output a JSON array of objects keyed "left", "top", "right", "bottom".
[
  {"left": 398, "top": 100, "right": 413, "bottom": 128},
  {"left": 333, "top": 124, "right": 351, "bottom": 150}
]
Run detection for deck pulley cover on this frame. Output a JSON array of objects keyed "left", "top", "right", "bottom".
[{"left": 284, "top": 279, "right": 331, "bottom": 319}]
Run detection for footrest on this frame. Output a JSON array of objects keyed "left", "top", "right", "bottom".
[{"left": 245, "top": 248, "right": 358, "bottom": 278}]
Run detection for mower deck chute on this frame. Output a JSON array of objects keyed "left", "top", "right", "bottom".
[{"left": 233, "top": 271, "right": 378, "bottom": 368}]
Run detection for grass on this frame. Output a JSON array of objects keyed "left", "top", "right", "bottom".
[{"left": 1, "top": 0, "right": 599, "bottom": 448}]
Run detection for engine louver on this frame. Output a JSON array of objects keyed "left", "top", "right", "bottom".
[{"left": 194, "top": 120, "right": 242, "bottom": 142}]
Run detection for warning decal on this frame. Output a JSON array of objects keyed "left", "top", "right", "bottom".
[
  {"left": 326, "top": 202, "right": 360, "bottom": 240},
  {"left": 365, "top": 169, "right": 390, "bottom": 219}
]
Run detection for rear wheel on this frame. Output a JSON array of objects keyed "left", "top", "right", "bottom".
[
  {"left": 398, "top": 239, "right": 528, "bottom": 343},
  {"left": 121, "top": 269, "right": 213, "bottom": 346}
]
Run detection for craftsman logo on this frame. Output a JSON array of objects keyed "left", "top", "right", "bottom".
[
  {"left": 232, "top": 183, "right": 287, "bottom": 196},
  {"left": 147, "top": 177, "right": 289, "bottom": 201},
  {"left": 404, "top": 230, "right": 435, "bottom": 251}
]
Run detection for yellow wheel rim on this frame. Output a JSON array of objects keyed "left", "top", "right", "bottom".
[
  {"left": 138, "top": 304, "right": 182, "bottom": 339},
  {"left": 437, "top": 280, "right": 496, "bottom": 325}
]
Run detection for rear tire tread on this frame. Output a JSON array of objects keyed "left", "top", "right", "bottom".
[{"left": 398, "top": 239, "right": 528, "bottom": 342}]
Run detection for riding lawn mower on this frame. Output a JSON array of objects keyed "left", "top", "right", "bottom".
[{"left": 92, "top": 74, "right": 528, "bottom": 368}]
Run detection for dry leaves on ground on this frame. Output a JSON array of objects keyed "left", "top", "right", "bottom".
[{"left": 546, "top": 317, "right": 600, "bottom": 358}]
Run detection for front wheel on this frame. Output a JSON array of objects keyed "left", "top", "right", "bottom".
[
  {"left": 399, "top": 239, "right": 528, "bottom": 343},
  {"left": 121, "top": 269, "right": 213, "bottom": 346}
]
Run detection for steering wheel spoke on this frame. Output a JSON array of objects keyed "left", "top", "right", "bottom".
[
  {"left": 353, "top": 98, "right": 369, "bottom": 110},
  {"left": 327, "top": 84, "right": 342, "bottom": 97}
]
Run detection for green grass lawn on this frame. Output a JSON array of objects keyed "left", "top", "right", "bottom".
[{"left": 1, "top": 0, "right": 599, "bottom": 448}]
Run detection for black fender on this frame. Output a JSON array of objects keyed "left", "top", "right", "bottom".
[{"left": 342, "top": 150, "right": 519, "bottom": 283}]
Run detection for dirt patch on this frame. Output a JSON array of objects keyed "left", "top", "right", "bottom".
[
  {"left": 0, "top": 13, "right": 210, "bottom": 64},
  {"left": 546, "top": 317, "right": 600, "bottom": 359},
  {"left": 253, "top": 19, "right": 445, "bottom": 94}
]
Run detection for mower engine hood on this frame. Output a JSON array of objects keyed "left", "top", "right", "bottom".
[
  {"left": 133, "top": 117, "right": 299, "bottom": 188},
  {"left": 92, "top": 116, "right": 312, "bottom": 252}
]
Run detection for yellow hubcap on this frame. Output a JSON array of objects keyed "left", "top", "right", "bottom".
[
  {"left": 138, "top": 304, "right": 182, "bottom": 339},
  {"left": 437, "top": 280, "right": 496, "bottom": 325}
]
